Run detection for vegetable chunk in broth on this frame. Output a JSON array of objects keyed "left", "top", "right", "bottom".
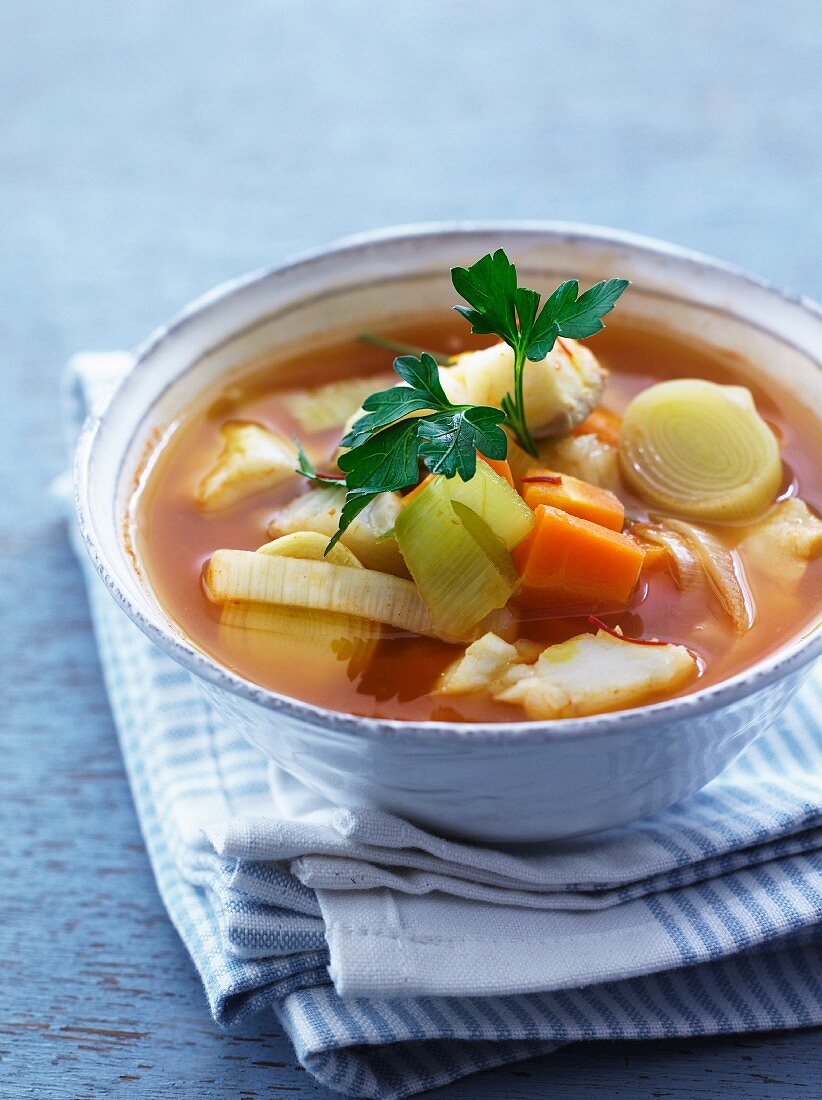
[{"left": 132, "top": 257, "right": 821, "bottom": 723}]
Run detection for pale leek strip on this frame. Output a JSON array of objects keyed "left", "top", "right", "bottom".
[
  {"left": 256, "top": 531, "right": 363, "bottom": 568},
  {"left": 451, "top": 502, "right": 519, "bottom": 588},
  {"left": 660, "top": 517, "right": 754, "bottom": 634},
  {"left": 206, "top": 550, "right": 462, "bottom": 639},
  {"left": 395, "top": 477, "right": 519, "bottom": 638},
  {"left": 284, "top": 376, "right": 384, "bottom": 432},
  {"left": 235, "top": 531, "right": 375, "bottom": 675},
  {"left": 197, "top": 421, "right": 298, "bottom": 511},
  {"left": 444, "top": 460, "right": 534, "bottom": 550},
  {"left": 619, "top": 380, "right": 782, "bottom": 521},
  {"left": 219, "top": 602, "right": 379, "bottom": 680}
]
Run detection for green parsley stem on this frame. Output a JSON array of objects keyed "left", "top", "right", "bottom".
[
  {"left": 508, "top": 344, "right": 539, "bottom": 456},
  {"left": 358, "top": 333, "right": 452, "bottom": 365}
]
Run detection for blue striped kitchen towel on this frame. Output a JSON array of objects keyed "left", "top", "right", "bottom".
[{"left": 67, "top": 353, "right": 822, "bottom": 1098}]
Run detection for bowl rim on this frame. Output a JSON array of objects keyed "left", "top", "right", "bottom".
[{"left": 74, "top": 219, "right": 822, "bottom": 744}]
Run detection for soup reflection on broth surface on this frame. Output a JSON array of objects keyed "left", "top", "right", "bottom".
[{"left": 132, "top": 317, "right": 822, "bottom": 722}]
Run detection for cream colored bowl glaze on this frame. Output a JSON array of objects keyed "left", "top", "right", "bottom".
[{"left": 75, "top": 223, "right": 822, "bottom": 841}]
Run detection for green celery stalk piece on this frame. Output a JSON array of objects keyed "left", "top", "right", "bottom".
[
  {"left": 450, "top": 501, "right": 519, "bottom": 587},
  {"left": 445, "top": 459, "right": 534, "bottom": 550},
  {"left": 395, "top": 477, "right": 519, "bottom": 638}
]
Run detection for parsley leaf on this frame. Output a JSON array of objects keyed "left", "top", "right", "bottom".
[
  {"left": 418, "top": 406, "right": 506, "bottom": 481},
  {"left": 321, "top": 421, "right": 425, "bottom": 553},
  {"left": 340, "top": 354, "right": 445, "bottom": 448},
  {"left": 392, "top": 353, "right": 453, "bottom": 404},
  {"left": 327, "top": 412, "right": 425, "bottom": 552},
  {"left": 452, "top": 250, "right": 519, "bottom": 344},
  {"left": 451, "top": 251, "right": 629, "bottom": 454},
  {"left": 338, "top": 417, "right": 422, "bottom": 492}
]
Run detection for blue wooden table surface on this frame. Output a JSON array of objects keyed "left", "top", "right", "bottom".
[{"left": 1, "top": 2, "right": 819, "bottom": 1096}]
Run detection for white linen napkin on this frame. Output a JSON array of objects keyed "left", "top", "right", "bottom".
[{"left": 65, "top": 351, "right": 822, "bottom": 1098}]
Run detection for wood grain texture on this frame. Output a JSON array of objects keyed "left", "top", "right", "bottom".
[{"left": 0, "top": 1, "right": 819, "bottom": 1095}]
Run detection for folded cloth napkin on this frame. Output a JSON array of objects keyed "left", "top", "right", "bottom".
[{"left": 65, "top": 353, "right": 822, "bottom": 1098}]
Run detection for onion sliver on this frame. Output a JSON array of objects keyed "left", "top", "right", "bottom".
[
  {"left": 630, "top": 522, "right": 700, "bottom": 589},
  {"left": 660, "top": 518, "right": 754, "bottom": 634},
  {"left": 619, "top": 380, "right": 782, "bottom": 521}
]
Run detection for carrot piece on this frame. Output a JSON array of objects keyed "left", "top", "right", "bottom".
[
  {"left": 521, "top": 468, "right": 625, "bottom": 531},
  {"left": 513, "top": 504, "right": 644, "bottom": 607},
  {"left": 639, "top": 542, "right": 669, "bottom": 573},
  {"left": 573, "top": 406, "right": 622, "bottom": 446},
  {"left": 482, "top": 457, "right": 515, "bottom": 487},
  {"left": 624, "top": 531, "right": 672, "bottom": 575}
]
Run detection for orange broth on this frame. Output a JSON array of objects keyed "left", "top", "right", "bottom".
[{"left": 132, "top": 319, "right": 822, "bottom": 721}]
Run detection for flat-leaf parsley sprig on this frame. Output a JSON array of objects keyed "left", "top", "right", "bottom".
[
  {"left": 452, "top": 250, "right": 629, "bottom": 456},
  {"left": 296, "top": 250, "right": 628, "bottom": 552},
  {"left": 298, "top": 352, "right": 507, "bottom": 551}
]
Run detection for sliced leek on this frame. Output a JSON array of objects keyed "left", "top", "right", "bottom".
[
  {"left": 619, "top": 380, "right": 782, "bottom": 521},
  {"left": 395, "top": 477, "right": 519, "bottom": 638},
  {"left": 220, "top": 602, "right": 379, "bottom": 680},
  {"left": 207, "top": 549, "right": 468, "bottom": 640},
  {"left": 196, "top": 421, "right": 297, "bottom": 511},
  {"left": 256, "top": 531, "right": 363, "bottom": 569},
  {"left": 445, "top": 459, "right": 534, "bottom": 549},
  {"left": 630, "top": 522, "right": 700, "bottom": 589},
  {"left": 222, "top": 531, "right": 378, "bottom": 676}
]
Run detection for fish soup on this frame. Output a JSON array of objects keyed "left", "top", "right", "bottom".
[{"left": 131, "top": 261, "right": 822, "bottom": 723}]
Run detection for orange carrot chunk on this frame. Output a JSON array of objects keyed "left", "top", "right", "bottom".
[
  {"left": 513, "top": 504, "right": 644, "bottom": 607},
  {"left": 521, "top": 468, "right": 625, "bottom": 532},
  {"left": 637, "top": 541, "right": 670, "bottom": 573},
  {"left": 572, "top": 405, "right": 622, "bottom": 446}
]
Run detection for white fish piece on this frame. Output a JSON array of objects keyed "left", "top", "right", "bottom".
[
  {"left": 438, "top": 632, "right": 521, "bottom": 695},
  {"left": 439, "top": 338, "right": 606, "bottom": 438},
  {"left": 267, "top": 486, "right": 406, "bottom": 576},
  {"left": 740, "top": 498, "right": 822, "bottom": 582},
  {"left": 197, "top": 421, "right": 298, "bottom": 511},
  {"left": 494, "top": 629, "right": 697, "bottom": 719}
]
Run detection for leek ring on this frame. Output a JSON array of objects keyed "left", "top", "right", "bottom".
[{"left": 619, "top": 380, "right": 782, "bottom": 521}]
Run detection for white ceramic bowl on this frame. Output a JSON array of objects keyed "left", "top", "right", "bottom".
[{"left": 75, "top": 223, "right": 822, "bottom": 842}]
